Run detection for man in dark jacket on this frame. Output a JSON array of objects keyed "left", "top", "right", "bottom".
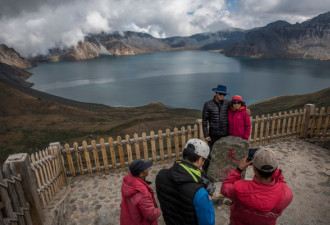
[
  {"left": 156, "top": 139, "right": 215, "bottom": 225},
  {"left": 202, "top": 84, "right": 230, "bottom": 171}
]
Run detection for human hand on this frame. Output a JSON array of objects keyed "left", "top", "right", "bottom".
[
  {"left": 204, "top": 137, "right": 211, "bottom": 142},
  {"left": 246, "top": 108, "right": 251, "bottom": 115},
  {"left": 238, "top": 156, "right": 253, "bottom": 171}
]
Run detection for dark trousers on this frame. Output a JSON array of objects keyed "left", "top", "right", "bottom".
[{"left": 202, "top": 134, "right": 223, "bottom": 173}]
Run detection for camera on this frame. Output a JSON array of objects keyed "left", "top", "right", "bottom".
[
  {"left": 201, "top": 176, "right": 216, "bottom": 196},
  {"left": 247, "top": 147, "right": 260, "bottom": 161}
]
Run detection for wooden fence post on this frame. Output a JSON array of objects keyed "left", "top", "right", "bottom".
[
  {"left": 5, "top": 154, "right": 44, "bottom": 225},
  {"left": 303, "top": 104, "right": 315, "bottom": 138},
  {"left": 196, "top": 119, "right": 204, "bottom": 140}
]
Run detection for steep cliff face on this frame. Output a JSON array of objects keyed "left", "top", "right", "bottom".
[
  {"left": 0, "top": 44, "right": 33, "bottom": 68},
  {"left": 223, "top": 12, "right": 330, "bottom": 60}
]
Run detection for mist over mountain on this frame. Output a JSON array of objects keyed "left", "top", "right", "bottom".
[
  {"left": 223, "top": 12, "right": 330, "bottom": 60},
  {"left": 0, "top": 12, "right": 329, "bottom": 65}
]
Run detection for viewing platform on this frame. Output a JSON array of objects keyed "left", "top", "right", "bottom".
[{"left": 51, "top": 138, "right": 330, "bottom": 225}]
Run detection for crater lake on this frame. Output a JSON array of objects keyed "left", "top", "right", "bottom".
[{"left": 27, "top": 50, "right": 330, "bottom": 110}]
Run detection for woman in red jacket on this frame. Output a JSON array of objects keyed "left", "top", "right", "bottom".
[
  {"left": 228, "top": 95, "right": 251, "bottom": 140},
  {"left": 120, "top": 159, "right": 161, "bottom": 225}
]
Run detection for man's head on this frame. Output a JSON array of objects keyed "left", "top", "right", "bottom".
[
  {"left": 129, "top": 159, "right": 153, "bottom": 179},
  {"left": 212, "top": 84, "right": 229, "bottom": 102},
  {"left": 253, "top": 149, "right": 278, "bottom": 179},
  {"left": 183, "top": 139, "right": 210, "bottom": 168}
]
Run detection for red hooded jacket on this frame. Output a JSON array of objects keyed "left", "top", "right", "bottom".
[
  {"left": 221, "top": 169, "right": 293, "bottom": 225},
  {"left": 120, "top": 173, "right": 161, "bottom": 225},
  {"left": 228, "top": 106, "right": 251, "bottom": 140}
]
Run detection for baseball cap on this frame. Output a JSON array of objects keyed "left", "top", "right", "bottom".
[
  {"left": 129, "top": 159, "right": 153, "bottom": 176},
  {"left": 184, "top": 139, "right": 210, "bottom": 159},
  {"left": 253, "top": 149, "right": 278, "bottom": 172}
]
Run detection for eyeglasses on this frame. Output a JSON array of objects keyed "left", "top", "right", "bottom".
[
  {"left": 233, "top": 101, "right": 242, "bottom": 105},
  {"left": 217, "top": 93, "right": 226, "bottom": 96}
]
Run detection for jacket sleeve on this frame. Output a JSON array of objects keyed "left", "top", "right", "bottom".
[
  {"left": 137, "top": 195, "right": 161, "bottom": 222},
  {"left": 273, "top": 169, "right": 293, "bottom": 212},
  {"left": 220, "top": 169, "right": 242, "bottom": 201},
  {"left": 193, "top": 188, "right": 215, "bottom": 225},
  {"left": 243, "top": 111, "right": 251, "bottom": 140},
  {"left": 202, "top": 102, "right": 210, "bottom": 138}
]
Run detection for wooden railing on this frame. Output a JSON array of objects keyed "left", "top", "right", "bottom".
[
  {"left": 29, "top": 146, "right": 67, "bottom": 208},
  {"left": 1, "top": 104, "right": 329, "bottom": 224},
  {"left": 63, "top": 125, "right": 199, "bottom": 177},
  {"left": 0, "top": 159, "right": 33, "bottom": 225}
]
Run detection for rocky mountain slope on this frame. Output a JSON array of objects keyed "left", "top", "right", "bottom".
[
  {"left": 223, "top": 12, "right": 330, "bottom": 60},
  {"left": 0, "top": 44, "right": 33, "bottom": 68}
]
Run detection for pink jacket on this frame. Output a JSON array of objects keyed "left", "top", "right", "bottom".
[
  {"left": 120, "top": 173, "right": 161, "bottom": 225},
  {"left": 228, "top": 106, "right": 251, "bottom": 140},
  {"left": 221, "top": 169, "right": 293, "bottom": 225}
]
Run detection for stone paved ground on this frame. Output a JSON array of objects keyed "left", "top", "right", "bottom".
[{"left": 64, "top": 139, "right": 330, "bottom": 225}]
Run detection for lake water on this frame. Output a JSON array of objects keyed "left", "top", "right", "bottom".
[{"left": 27, "top": 50, "right": 330, "bottom": 110}]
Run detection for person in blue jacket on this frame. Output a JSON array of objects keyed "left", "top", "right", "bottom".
[{"left": 156, "top": 139, "right": 215, "bottom": 225}]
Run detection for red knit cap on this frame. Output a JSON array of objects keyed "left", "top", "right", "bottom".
[{"left": 231, "top": 95, "right": 242, "bottom": 102}]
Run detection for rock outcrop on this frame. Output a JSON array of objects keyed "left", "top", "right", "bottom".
[
  {"left": 223, "top": 12, "right": 330, "bottom": 60},
  {"left": 0, "top": 44, "right": 33, "bottom": 68}
]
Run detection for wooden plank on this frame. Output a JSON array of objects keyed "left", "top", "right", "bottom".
[
  {"left": 91, "top": 140, "right": 101, "bottom": 174},
  {"left": 281, "top": 111, "right": 287, "bottom": 141},
  {"left": 166, "top": 129, "right": 172, "bottom": 162},
  {"left": 100, "top": 138, "right": 110, "bottom": 174},
  {"left": 158, "top": 130, "right": 165, "bottom": 164},
  {"left": 82, "top": 141, "right": 93, "bottom": 175},
  {"left": 296, "top": 109, "right": 302, "bottom": 138},
  {"left": 270, "top": 113, "right": 276, "bottom": 144},
  {"left": 150, "top": 132, "right": 157, "bottom": 165},
  {"left": 264, "top": 114, "right": 270, "bottom": 144},
  {"left": 64, "top": 144, "right": 75, "bottom": 177},
  {"left": 193, "top": 124, "right": 198, "bottom": 138},
  {"left": 187, "top": 125, "right": 192, "bottom": 140},
  {"left": 125, "top": 135, "right": 133, "bottom": 165},
  {"left": 133, "top": 133, "right": 141, "bottom": 160},
  {"left": 73, "top": 142, "right": 84, "bottom": 175},
  {"left": 323, "top": 106, "right": 330, "bottom": 137},
  {"left": 276, "top": 112, "right": 282, "bottom": 142},
  {"left": 117, "top": 136, "right": 126, "bottom": 171},
  {"left": 30, "top": 154, "right": 46, "bottom": 208},
  {"left": 248, "top": 116, "right": 253, "bottom": 145},
  {"left": 2, "top": 164, "right": 25, "bottom": 225},
  {"left": 42, "top": 150, "right": 56, "bottom": 196},
  {"left": 316, "top": 107, "right": 325, "bottom": 137},
  {"left": 142, "top": 133, "right": 149, "bottom": 162},
  {"left": 259, "top": 115, "right": 265, "bottom": 145},
  {"left": 253, "top": 116, "right": 259, "bottom": 147},
  {"left": 174, "top": 128, "right": 180, "bottom": 159},
  {"left": 181, "top": 127, "right": 186, "bottom": 154},
  {"left": 287, "top": 111, "right": 292, "bottom": 140},
  {"left": 108, "top": 138, "right": 117, "bottom": 172},
  {"left": 44, "top": 149, "right": 57, "bottom": 193},
  {"left": 292, "top": 110, "right": 297, "bottom": 137},
  {"left": 9, "top": 163, "right": 33, "bottom": 225},
  {"left": 0, "top": 168, "right": 18, "bottom": 224},
  {"left": 36, "top": 153, "right": 51, "bottom": 202},
  {"left": 300, "top": 108, "right": 307, "bottom": 137},
  {"left": 309, "top": 108, "right": 318, "bottom": 137}
]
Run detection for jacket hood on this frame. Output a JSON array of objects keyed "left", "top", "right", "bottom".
[
  {"left": 234, "top": 169, "right": 285, "bottom": 212},
  {"left": 168, "top": 160, "right": 203, "bottom": 185},
  {"left": 121, "top": 173, "right": 151, "bottom": 198}
]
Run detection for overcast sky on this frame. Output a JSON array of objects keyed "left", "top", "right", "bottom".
[{"left": 0, "top": 0, "right": 328, "bottom": 57}]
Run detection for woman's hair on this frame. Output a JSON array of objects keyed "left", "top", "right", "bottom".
[{"left": 183, "top": 144, "right": 202, "bottom": 163}]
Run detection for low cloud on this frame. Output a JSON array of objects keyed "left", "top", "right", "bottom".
[{"left": 0, "top": 0, "right": 328, "bottom": 57}]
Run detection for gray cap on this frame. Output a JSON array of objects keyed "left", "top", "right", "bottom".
[{"left": 253, "top": 149, "right": 278, "bottom": 172}]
